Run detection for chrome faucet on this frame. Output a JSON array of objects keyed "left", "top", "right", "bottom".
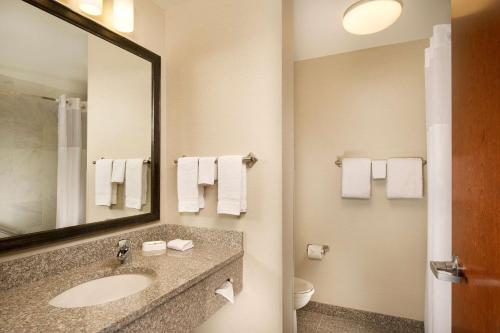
[{"left": 117, "top": 239, "right": 131, "bottom": 264}]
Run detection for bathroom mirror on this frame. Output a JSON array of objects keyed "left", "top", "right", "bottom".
[{"left": 0, "top": 0, "right": 160, "bottom": 251}]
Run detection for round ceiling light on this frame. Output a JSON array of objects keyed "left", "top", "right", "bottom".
[
  {"left": 79, "top": 0, "right": 103, "bottom": 16},
  {"left": 343, "top": 0, "right": 403, "bottom": 35}
]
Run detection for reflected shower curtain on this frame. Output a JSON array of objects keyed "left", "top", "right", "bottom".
[
  {"left": 56, "top": 95, "right": 84, "bottom": 228},
  {"left": 424, "top": 24, "right": 452, "bottom": 333}
]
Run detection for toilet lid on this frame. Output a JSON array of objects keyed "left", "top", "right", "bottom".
[{"left": 294, "top": 277, "right": 314, "bottom": 294}]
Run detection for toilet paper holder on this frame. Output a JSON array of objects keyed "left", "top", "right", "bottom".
[{"left": 306, "top": 244, "right": 330, "bottom": 255}]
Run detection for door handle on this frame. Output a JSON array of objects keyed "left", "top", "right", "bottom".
[{"left": 430, "top": 255, "right": 464, "bottom": 283}]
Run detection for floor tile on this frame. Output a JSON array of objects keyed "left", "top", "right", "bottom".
[
  {"left": 297, "top": 310, "right": 322, "bottom": 333},
  {"left": 298, "top": 310, "right": 406, "bottom": 333}
]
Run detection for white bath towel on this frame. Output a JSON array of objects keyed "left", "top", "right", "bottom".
[
  {"left": 387, "top": 158, "right": 424, "bottom": 199},
  {"left": 341, "top": 158, "right": 372, "bottom": 199},
  {"left": 125, "top": 159, "right": 146, "bottom": 209},
  {"left": 95, "top": 159, "right": 113, "bottom": 206},
  {"left": 177, "top": 157, "right": 200, "bottom": 212},
  {"left": 111, "top": 159, "right": 126, "bottom": 183},
  {"left": 217, "top": 156, "right": 245, "bottom": 215},
  {"left": 167, "top": 239, "right": 194, "bottom": 251},
  {"left": 371, "top": 160, "right": 387, "bottom": 180},
  {"left": 198, "top": 157, "right": 217, "bottom": 185}
]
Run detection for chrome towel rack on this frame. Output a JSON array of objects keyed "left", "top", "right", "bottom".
[
  {"left": 334, "top": 157, "right": 427, "bottom": 168},
  {"left": 174, "top": 152, "right": 258, "bottom": 168},
  {"left": 92, "top": 158, "right": 151, "bottom": 165}
]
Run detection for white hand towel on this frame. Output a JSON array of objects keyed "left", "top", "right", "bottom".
[
  {"left": 198, "top": 157, "right": 217, "bottom": 185},
  {"left": 111, "top": 159, "right": 126, "bottom": 183},
  {"left": 125, "top": 159, "right": 145, "bottom": 209},
  {"left": 111, "top": 183, "right": 118, "bottom": 205},
  {"left": 110, "top": 160, "right": 126, "bottom": 205},
  {"left": 167, "top": 239, "right": 194, "bottom": 251},
  {"left": 371, "top": 160, "right": 387, "bottom": 180},
  {"left": 141, "top": 164, "right": 148, "bottom": 205},
  {"left": 341, "top": 158, "right": 372, "bottom": 199},
  {"left": 217, "top": 156, "right": 245, "bottom": 215},
  {"left": 95, "top": 159, "right": 113, "bottom": 206},
  {"left": 387, "top": 158, "right": 424, "bottom": 199},
  {"left": 177, "top": 157, "right": 200, "bottom": 212}
]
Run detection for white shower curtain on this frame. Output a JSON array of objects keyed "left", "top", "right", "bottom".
[
  {"left": 56, "top": 95, "right": 85, "bottom": 228},
  {"left": 424, "top": 24, "right": 452, "bottom": 333}
]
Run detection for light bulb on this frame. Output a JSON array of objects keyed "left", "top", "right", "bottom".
[{"left": 113, "top": 0, "right": 135, "bottom": 33}]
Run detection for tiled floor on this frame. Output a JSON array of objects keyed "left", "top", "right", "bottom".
[{"left": 297, "top": 309, "right": 409, "bottom": 333}]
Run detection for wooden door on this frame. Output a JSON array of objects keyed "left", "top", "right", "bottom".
[{"left": 451, "top": 0, "right": 500, "bottom": 332}]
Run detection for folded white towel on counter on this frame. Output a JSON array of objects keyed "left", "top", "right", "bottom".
[
  {"left": 167, "top": 239, "right": 194, "bottom": 251},
  {"left": 95, "top": 159, "right": 113, "bottom": 206},
  {"left": 371, "top": 160, "right": 387, "bottom": 180},
  {"left": 111, "top": 159, "right": 126, "bottom": 183},
  {"left": 217, "top": 156, "right": 246, "bottom": 215},
  {"left": 177, "top": 157, "right": 200, "bottom": 212},
  {"left": 125, "top": 159, "right": 146, "bottom": 209},
  {"left": 387, "top": 158, "right": 424, "bottom": 199},
  {"left": 341, "top": 158, "right": 372, "bottom": 199},
  {"left": 198, "top": 157, "right": 217, "bottom": 185}
]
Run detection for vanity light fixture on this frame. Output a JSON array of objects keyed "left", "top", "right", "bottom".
[
  {"left": 79, "top": 0, "right": 103, "bottom": 16},
  {"left": 113, "top": 0, "right": 135, "bottom": 33},
  {"left": 343, "top": 0, "right": 403, "bottom": 35}
]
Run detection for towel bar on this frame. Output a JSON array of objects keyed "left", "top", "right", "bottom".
[
  {"left": 174, "top": 152, "right": 258, "bottom": 168},
  {"left": 334, "top": 157, "right": 427, "bottom": 168},
  {"left": 92, "top": 158, "right": 151, "bottom": 165}
]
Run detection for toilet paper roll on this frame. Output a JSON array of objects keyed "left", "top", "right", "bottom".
[{"left": 307, "top": 244, "right": 324, "bottom": 260}]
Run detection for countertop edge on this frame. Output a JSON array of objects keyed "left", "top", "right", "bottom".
[{"left": 104, "top": 249, "right": 244, "bottom": 332}]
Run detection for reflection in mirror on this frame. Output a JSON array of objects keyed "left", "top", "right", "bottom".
[{"left": 0, "top": 0, "right": 152, "bottom": 239}]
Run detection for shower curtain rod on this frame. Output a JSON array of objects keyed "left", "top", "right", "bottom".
[
  {"left": 334, "top": 157, "right": 427, "bottom": 167},
  {"left": 0, "top": 90, "right": 58, "bottom": 101},
  {"left": 0, "top": 90, "right": 87, "bottom": 106}
]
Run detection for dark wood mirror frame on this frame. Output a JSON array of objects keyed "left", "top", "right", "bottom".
[{"left": 0, "top": 0, "right": 161, "bottom": 252}]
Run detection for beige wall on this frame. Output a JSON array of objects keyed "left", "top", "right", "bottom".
[
  {"left": 0, "top": 0, "right": 165, "bottom": 260},
  {"left": 282, "top": 0, "right": 295, "bottom": 331},
  {"left": 294, "top": 40, "right": 428, "bottom": 320},
  {"left": 86, "top": 35, "right": 152, "bottom": 222},
  {"left": 163, "top": 0, "right": 283, "bottom": 332}
]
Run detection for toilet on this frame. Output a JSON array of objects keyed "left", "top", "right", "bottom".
[
  {"left": 294, "top": 277, "right": 314, "bottom": 309},
  {"left": 293, "top": 277, "right": 315, "bottom": 333}
]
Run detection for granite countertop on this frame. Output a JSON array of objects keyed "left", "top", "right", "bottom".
[{"left": 0, "top": 245, "right": 243, "bottom": 333}]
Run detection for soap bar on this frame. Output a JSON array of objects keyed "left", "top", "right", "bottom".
[{"left": 142, "top": 240, "right": 167, "bottom": 252}]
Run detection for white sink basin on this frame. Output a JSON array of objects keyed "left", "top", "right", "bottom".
[{"left": 49, "top": 273, "right": 154, "bottom": 308}]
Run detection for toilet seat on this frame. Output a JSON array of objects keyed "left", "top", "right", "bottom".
[{"left": 294, "top": 277, "right": 314, "bottom": 294}]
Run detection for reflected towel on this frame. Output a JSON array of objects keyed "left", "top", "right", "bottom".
[
  {"left": 125, "top": 159, "right": 146, "bottom": 209},
  {"left": 95, "top": 159, "right": 113, "bottom": 206}
]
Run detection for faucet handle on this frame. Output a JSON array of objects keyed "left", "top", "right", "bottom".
[{"left": 117, "top": 239, "right": 131, "bottom": 249}]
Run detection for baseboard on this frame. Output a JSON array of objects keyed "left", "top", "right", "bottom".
[{"left": 302, "top": 301, "right": 424, "bottom": 333}]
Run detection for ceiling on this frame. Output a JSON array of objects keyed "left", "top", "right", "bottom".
[{"left": 294, "top": 0, "right": 450, "bottom": 61}]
